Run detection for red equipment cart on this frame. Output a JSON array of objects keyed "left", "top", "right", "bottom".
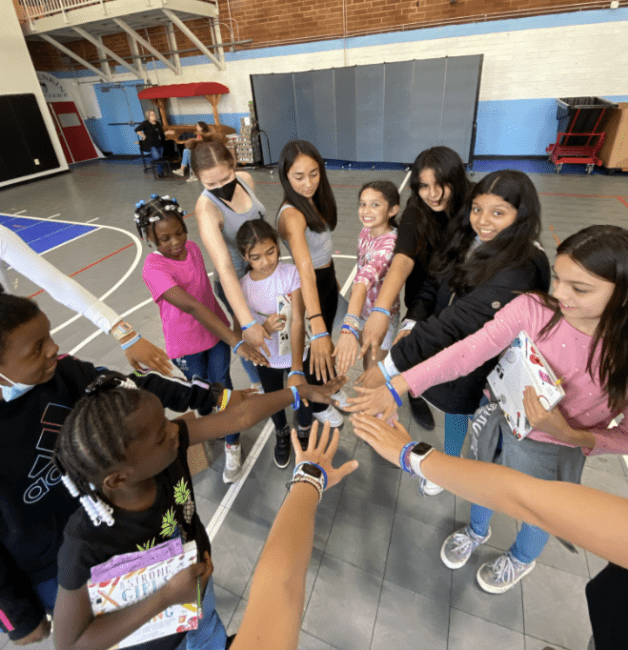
[{"left": 546, "top": 97, "right": 617, "bottom": 173}]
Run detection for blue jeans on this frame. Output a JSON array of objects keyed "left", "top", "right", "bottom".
[
  {"left": 214, "top": 279, "right": 260, "bottom": 385},
  {"left": 150, "top": 145, "right": 164, "bottom": 174},
  {"left": 444, "top": 413, "right": 472, "bottom": 457},
  {"left": 175, "top": 578, "right": 227, "bottom": 650},
  {"left": 173, "top": 342, "right": 239, "bottom": 445},
  {"left": 35, "top": 576, "right": 58, "bottom": 612},
  {"left": 181, "top": 148, "right": 191, "bottom": 169}
]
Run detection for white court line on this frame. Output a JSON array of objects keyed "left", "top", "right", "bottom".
[
  {"left": 47, "top": 214, "right": 61, "bottom": 219},
  {"left": 87, "top": 218, "right": 100, "bottom": 223},
  {"left": 13, "top": 209, "right": 27, "bottom": 215}
]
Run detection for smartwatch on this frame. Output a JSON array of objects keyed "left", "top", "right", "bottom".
[
  {"left": 299, "top": 463, "right": 323, "bottom": 480},
  {"left": 291, "top": 462, "right": 325, "bottom": 502},
  {"left": 111, "top": 321, "right": 135, "bottom": 341},
  {"left": 409, "top": 442, "right": 435, "bottom": 479}
]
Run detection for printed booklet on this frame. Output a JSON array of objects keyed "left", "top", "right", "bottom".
[
  {"left": 87, "top": 538, "right": 199, "bottom": 648},
  {"left": 488, "top": 330, "right": 565, "bottom": 440}
]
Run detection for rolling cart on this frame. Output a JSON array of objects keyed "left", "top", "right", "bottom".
[{"left": 546, "top": 97, "right": 617, "bottom": 173}]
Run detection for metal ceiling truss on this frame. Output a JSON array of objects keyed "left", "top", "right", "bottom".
[
  {"left": 113, "top": 18, "right": 179, "bottom": 75},
  {"left": 73, "top": 26, "right": 143, "bottom": 77},
  {"left": 39, "top": 33, "right": 111, "bottom": 82}
]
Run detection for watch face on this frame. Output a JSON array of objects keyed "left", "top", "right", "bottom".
[
  {"left": 301, "top": 463, "right": 323, "bottom": 479},
  {"left": 411, "top": 442, "right": 433, "bottom": 457}
]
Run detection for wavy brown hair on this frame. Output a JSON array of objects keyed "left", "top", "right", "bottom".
[{"left": 533, "top": 225, "right": 628, "bottom": 412}]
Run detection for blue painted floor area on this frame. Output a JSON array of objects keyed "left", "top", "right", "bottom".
[{"left": 0, "top": 215, "right": 96, "bottom": 254}]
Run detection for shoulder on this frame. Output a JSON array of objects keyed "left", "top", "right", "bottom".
[
  {"left": 278, "top": 205, "right": 306, "bottom": 234},
  {"left": 195, "top": 193, "right": 224, "bottom": 227},
  {"left": 236, "top": 171, "right": 254, "bottom": 189}
]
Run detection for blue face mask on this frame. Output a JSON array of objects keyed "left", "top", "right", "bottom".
[{"left": 0, "top": 372, "right": 35, "bottom": 402}]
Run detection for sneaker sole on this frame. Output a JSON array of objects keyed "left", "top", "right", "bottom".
[
  {"left": 312, "top": 416, "right": 344, "bottom": 430},
  {"left": 476, "top": 559, "right": 535, "bottom": 594},
  {"left": 440, "top": 527, "right": 491, "bottom": 570},
  {"left": 273, "top": 455, "right": 290, "bottom": 469},
  {"left": 223, "top": 469, "right": 243, "bottom": 484}
]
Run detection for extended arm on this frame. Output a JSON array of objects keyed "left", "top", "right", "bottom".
[
  {"left": 231, "top": 422, "right": 358, "bottom": 650},
  {"left": 278, "top": 208, "right": 334, "bottom": 382},
  {"left": 195, "top": 195, "right": 270, "bottom": 356},
  {"left": 351, "top": 414, "right": 628, "bottom": 569},
  {"left": 333, "top": 283, "right": 367, "bottom": 375}
]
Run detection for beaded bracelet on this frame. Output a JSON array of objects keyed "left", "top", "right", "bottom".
[
  {"left": 288, "top": 370, "right": 305, "bottom": 378},
  {"left": 121, "top": 334, "right": 141, "bottom": 350},
  {"left": 289, "top": 385, "right": 301, "bottom": 410},
  {"left": 241, "top": 319, "right": 257, "bottom": 331},
  {"left": 372, "top": 307, "right": 391, "bottom": 318},
  {"left": 286, "top": 477, "right": 323, "bottom": 502},
  {"left": 233, "top": 340, "right": 245, "bottom": 355},
  {"left": 400, "top": 442, "right": 417, "bottom": 475},
  {"left": 341, "top": 324, "right": 360, "bottom": 340},
  {"left": 310, "top": 332, "right": 330, "bottom": 341},
  {"left": 294, "top": 462, "right": 328, "bottom": 490},
  {"left": 343, "top": 313, "right": 361, "bottom": 330}
]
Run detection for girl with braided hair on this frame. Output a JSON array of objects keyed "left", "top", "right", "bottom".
[
  {"left": 136, "top": 194, "right": 269, "bottom": 483},
  {"left": 52, "top": 371, "right": 344, "bottom": 650}
]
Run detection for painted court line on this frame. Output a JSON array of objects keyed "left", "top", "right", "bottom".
[
  {"left": 47, "top": 214, "right": 61, "bottom": 219},
  {"left": 13, "top": 209, "right": 26, "bottom": 215},
  {"left": 87, "top": 218, "right": 100, "bottom": 223}
]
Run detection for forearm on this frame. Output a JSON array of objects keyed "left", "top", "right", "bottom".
[
  {"left": 347, "top": 284, "right": 367, "bottom": 320},
  {"left": 232, "top": 482, "right": 318, "bottom": 650},
  {"left": 420, "top": 451, "right": 628, "bottom": 567},
  {"left": 290, "top": 318, "right": 305, "bottom": 372},
  {"left": 189, "top": 305, "right": 239, "bottom": 346},
  {"left": 298, "top": 268, "right": 324, "bottom": 332},
  {"left": 218, "top": 267, "right": 255, "bottom": 325},
  {"left": 373, "top": 255, "right": 413, "bottom": 310}
]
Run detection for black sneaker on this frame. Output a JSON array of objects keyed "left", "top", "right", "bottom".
[
  {"left": 297, "top": 425, "right": 311, "bottom": 452},
  {"left": 409, "top": 395, "right": 435, "bottom": 430},
  {"left": 274, "top": 425, "right": 291, "bottom": 468}
]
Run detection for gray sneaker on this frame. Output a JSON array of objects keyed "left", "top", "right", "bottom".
[
  {"left": 223, "top": 443, "right": 242, "bottom": 483},
  {"left": 476, "top": 551, "right": 535, "bottom": 594},
  {"left": 440, "top": 525, "right": 491, "bottom": 569}
]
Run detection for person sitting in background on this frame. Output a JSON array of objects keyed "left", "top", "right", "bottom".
[
  {"left": 172, "top": 121, "right": 211, "bottom": 182},
  {"left": 135, "top": 110, "right": 166, "bottom": 177}
]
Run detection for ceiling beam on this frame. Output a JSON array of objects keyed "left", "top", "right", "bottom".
[
  {"left": 73, "top": 26, "right": 142, "bottom": 78},
  {"left": 39, "top": 34, "right": 111, "bottom": 82},
  {"left": 113, "top": 18, "right": 178, "bottom": 75},
  {"left": 162, "top": 8, "right": 224, "bottom": 72}
]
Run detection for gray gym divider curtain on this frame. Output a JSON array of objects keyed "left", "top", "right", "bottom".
[{"left": 251, "top": 54, "right": 483, "bottom": 166}]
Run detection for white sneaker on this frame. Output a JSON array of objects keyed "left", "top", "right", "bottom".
[
  {"left": 186, "top": 173, "right": 198, "bottom": 183},
  {"left": 331, "top": 388, "right": 350, "bottom": 411},
  {"left": 250, "top": 382, "right": 264, "bottom": 394},
  {"left": 313, "top": 405, "right": 344, "bottom": 429},
  {"left": 223, "top": 443, "right": 242, "bottom": 483},
  {"left": 173, "top": 168, "right": 185, "bottom": 177},
  {"left": 419, "top": 478, "right": 445, "bottom": 496}
]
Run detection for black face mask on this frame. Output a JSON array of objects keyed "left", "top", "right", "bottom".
[{"left": 209, "top": 177, "right": 238, "bottom": 202}]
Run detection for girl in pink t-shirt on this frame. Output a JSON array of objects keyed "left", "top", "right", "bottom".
[
  {"left": 333, "top": 181, "right": 401, "bottom": 375},
  {"left": 136, "top": 194, "right": 268, "bottom": 483}
]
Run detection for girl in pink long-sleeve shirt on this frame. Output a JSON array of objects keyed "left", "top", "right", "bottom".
[{"left": 350, "top": 224, "right": 628, "bottom": 594}]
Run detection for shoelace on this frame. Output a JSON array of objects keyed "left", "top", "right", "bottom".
[
  {"left": 450, "top": 530, "right": 480, "bottom": 556},
  {"left": 490, "top": 554, "right": 520, "bottom": 584},
  {"left": 225, "top": 448, "right": 240, "bottom": 469}
]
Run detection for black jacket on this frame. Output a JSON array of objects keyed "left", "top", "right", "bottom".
[
  {"left": 0, "top": 356, "right": 221, "bottom": 641},
  {"left": 391, "top": 247, "right": 551, "bottom": 414}
]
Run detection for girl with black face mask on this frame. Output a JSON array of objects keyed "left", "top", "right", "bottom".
[{"left": 190, "top": 137, "right": 270, "bottom": 391}]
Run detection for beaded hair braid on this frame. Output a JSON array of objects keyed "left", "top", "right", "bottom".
[
  {"left": 53, "top": 372, "right": 145, "bottom": 527},
  {"left": 133, "top": 193, "right": 188, "bottom": 246}
]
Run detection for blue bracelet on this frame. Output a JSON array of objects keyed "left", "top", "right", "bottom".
[
  {"left": 288, "top": 370, "right": 305, "bottom": 378},
  {"left": 289, "top": 385, "right": 301, "bottom": 410},
  {"left": 310, "top": 332, "right": 330, "bottom": 342},
  {"left": 400, "top": 442, "right": 417, "bottom": 474},
  {"left": 378, "top": 360, "right": 391, "bottom": 383},
  {"left": 386, "top": 380, "right": 404, "bottom": 407},
  {"left": 121, "top": 334, "right": 141, "bottom": 350},
  {"left": 341, "top": 324, "right": 360, "bottom": 339},
  {"left": 294, "top": 462, "right": 328, "bottom": 490},
  {"left": 241, "top": 319, "right": 257, "bottom": 331},
  {"left": 372, "top": 307, "right": 391, "bottom": 318},
  {"left": 233, "top": 340, "right": 245, "bottom": 354}
]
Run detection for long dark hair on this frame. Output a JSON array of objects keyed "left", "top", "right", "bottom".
[
  {"left": 431, "top": 170, "right": 542, "bottom": 293},
  {"left": 236, "top": 219, "right": 280, "bottom": 259},
  {"left": 278, "top": 140, "right": 337, "bottom": 233},
  {"left": 400, "top": 146, "right": 471, "bottom": 262},
  {"left": 535, "top": 225, "right": 628, "bottom": 412}
]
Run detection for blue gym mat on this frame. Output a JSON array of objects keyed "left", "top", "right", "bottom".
[{"left": 0, "top": 214, "right": 97, "bottom": 254}]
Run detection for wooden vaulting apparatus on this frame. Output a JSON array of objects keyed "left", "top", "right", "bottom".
[{"left": 138, "top": 82, "right": 236, "bottom": 139}]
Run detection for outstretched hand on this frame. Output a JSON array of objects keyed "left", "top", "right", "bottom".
[
  {"left": 123, "top": 337, "right": 174, "bottom": 377},
  {"left": 332, "top": 333, "right": 359, "bottom": 376},
  {"left": 235, "top": 341, "right": 270, "bottom": 367},
  {"left": 242, "top": 322, "right": 272, "bottom": 358},
  {"left": 355, "top": 363, "right": 387, "bottom": 389},
  {"left": 350, "top": 413, "right": 412, "bottom": 468},
  {"left": 345, "top": 374, "right": 408, "bottom": 420},
  {"left": 358, "top": 311, "right": 389, "bottom": 363},
  {"left": 292, "top": 420, "right": 358, "bottom": 490},
  {"left": 298, "top": 375, "right": 347, "bottom": 407}
]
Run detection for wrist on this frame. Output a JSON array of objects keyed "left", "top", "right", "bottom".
[{"left": 121, "top": 334, "right": 142, "bottom": 350}]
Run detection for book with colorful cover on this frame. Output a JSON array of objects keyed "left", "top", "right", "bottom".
[
  {"left": 87, "top": 539, "right": 199, "bottom": 649},
  {"left": 487, "top": 330, "right": 565, "bottom": 440},
  {"left": 277, "top": 293, "right": 293, "bottom": 357}
]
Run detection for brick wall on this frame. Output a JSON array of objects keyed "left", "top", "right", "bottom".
[{"left": 26, "top": 0, "right": 607, "bottom": 71}]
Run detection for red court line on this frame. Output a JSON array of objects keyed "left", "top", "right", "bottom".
[
  {"left": 28, "top": 210, "right": 198, "bottom": 299},
  {"left": 616, "top": 196, "right": 628, "bottom": 211}
]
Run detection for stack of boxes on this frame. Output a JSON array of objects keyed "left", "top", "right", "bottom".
[{"left": 236, "top": 102, "right": 262, "bottom": 165}]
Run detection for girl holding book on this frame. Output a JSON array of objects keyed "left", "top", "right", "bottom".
[
  {"left": 351, "top": 170, "right": 551, "bottom": 494},
  {"left": 350, "top": 224, "right": 628, "bottom": 594},
  {"left": 236, "top": 219, "right": 313, "bottom": 465},
  {"left": 52, "top": 371, "right": 344, "bottom": 650},
  {"left": 137, "top": 195, "right": 268, "bottom": 483}
]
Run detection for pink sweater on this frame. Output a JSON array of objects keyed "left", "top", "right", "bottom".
[{"left": 402, "top": 293, "right": 628, "bottom": 457}]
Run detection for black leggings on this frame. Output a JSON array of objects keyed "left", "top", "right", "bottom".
[
  {"left": 304, "top": 262, "right": 339, "bottom": 413},
  {"left": 586, "top": 562, "right": 628, "bottom": 649},
  {"left": 256, "top": 365, "right": 312, "bottom": 430}
]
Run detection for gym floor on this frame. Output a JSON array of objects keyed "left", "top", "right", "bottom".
[{"left": 2, "top": 160, "right": 627, "bottom": 650}]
